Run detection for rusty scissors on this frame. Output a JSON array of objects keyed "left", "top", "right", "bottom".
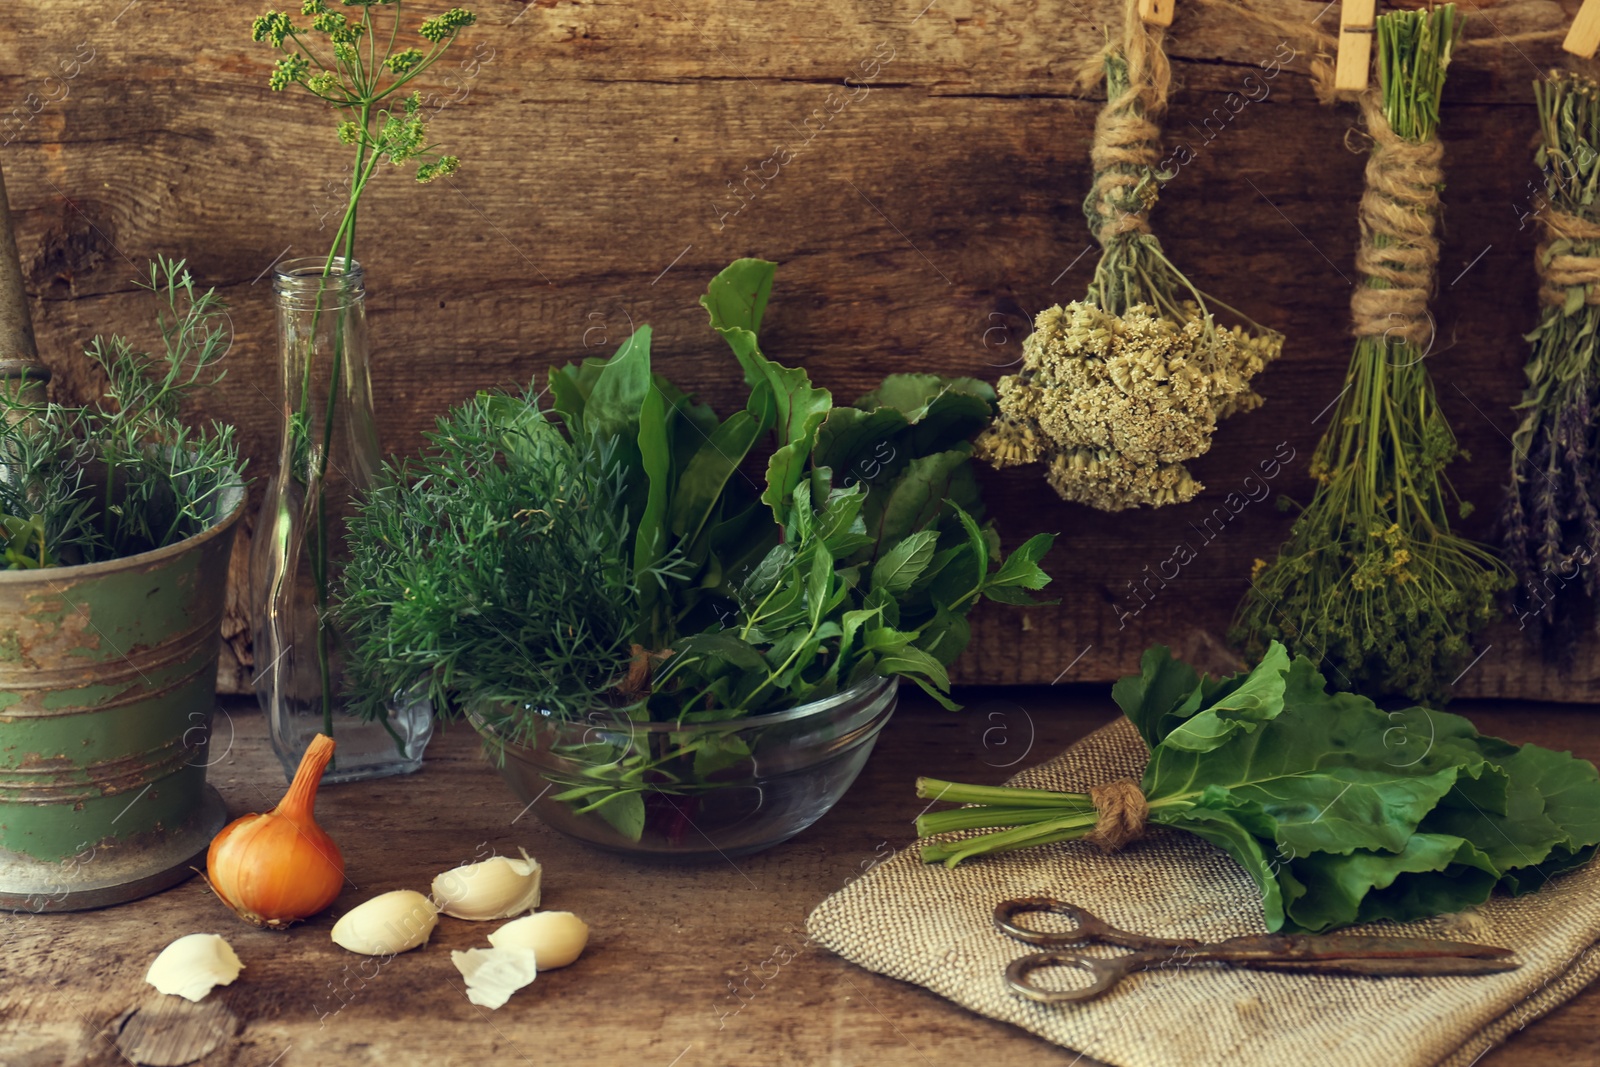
[{"left": 994, "top": 897, "right": 1520, "bottom": 1005}]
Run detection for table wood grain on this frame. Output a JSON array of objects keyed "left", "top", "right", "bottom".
[{"left": 1, "top": 690, "right": 1596, "bottom": 1067}]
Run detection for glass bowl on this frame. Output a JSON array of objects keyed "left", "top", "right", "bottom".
[{"left": 469, "top": 676, "right": 899, "bottom": 858}]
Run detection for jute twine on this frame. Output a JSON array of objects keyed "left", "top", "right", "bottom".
[
  {"left": 1537, "top": 200, "right": 1600, "bottom": 307},
  {"left": 1350, "top": 93, "right": 1443, "bottom": 346},
  {"left": 1085, "top": 777, "right": 1149, "bottom": 851},
  {"left": 1083, "top": 0, "right": 1172, "bottom": 245}
]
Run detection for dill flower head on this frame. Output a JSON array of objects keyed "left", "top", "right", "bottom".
[
  {"left": 252, "top": 11, "right": 295, "bottom": 46},
  {"left": 269, "top": 54, "right": 310, "bottom": 91},
  {"left": 419, "top": 7, "right": 476, "bottom": 43},
  {"left": 385, "top": 48, "right": 425, "bottom": 74}
]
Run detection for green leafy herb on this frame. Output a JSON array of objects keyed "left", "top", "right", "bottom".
[
  {"left": 916, "top": 642, "right": 1600, "bottom": 933},
  {"left": 0, "top": 258, "right": 242, "bottom": 569},
  {"left": 340, "top": 258, "right": 1058, "bottom": 840},
  {"left": 336, "top": 390, "right": 672, "bottom": 742}
]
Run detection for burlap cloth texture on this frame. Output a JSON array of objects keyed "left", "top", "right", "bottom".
[{"left": 805, "top": 717, "right": 1600, "bottom": 1067}]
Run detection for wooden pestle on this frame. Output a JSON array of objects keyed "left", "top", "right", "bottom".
[{"left": 0, "top": 158, "right": 49, "bottom": 410}]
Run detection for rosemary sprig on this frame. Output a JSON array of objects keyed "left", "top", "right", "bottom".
[
  {"left": 1234, "top": 5, "right": 1510, "bottom": 703},
  {"left": 0, "top": 258, "right": 241, "bottom": 568}
]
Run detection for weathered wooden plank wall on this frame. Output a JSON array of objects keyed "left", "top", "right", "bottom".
[{"left": 1, "top": 0, "right": 1595, "bottom": 700}]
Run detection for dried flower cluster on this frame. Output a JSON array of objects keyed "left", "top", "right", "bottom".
[
  {"left": 977, "top": 15, "right": 1280, "bottom": 511},
  {"left": 978, "top": 301, "right": 1276, "bottom": 510}
]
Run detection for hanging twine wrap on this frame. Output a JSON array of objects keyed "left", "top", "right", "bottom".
[
  {"left": 807, "top": 718, "right": 1600, "bottom": 1067},
  {"left": 1085, "top": 777, "right": 1148, "bottom": 851},
  {"left": 1536, "top": 200, "right": 1600, "bottom": 307},
  {"left": 1349, "top": 93, "right": 1444, "bottom": 346},
  {"left": 1082, "top": 0, "right": 1172, "bottom": 245}
]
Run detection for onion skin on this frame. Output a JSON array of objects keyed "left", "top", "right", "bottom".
[{"left": 206, "top": 733, "right": 344, "bottom": 929}]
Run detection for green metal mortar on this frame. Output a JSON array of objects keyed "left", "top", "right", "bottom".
[{"left": 0, "top": 486, "right": 244, "bottom": 910}]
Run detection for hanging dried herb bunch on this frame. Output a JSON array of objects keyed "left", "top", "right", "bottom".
[
  {"left": 1501, "top": 71, "right": 1600, "bottom": 653},
  {"left": 1234, "top": 5, "right": 1510, "bottom": 704},
  {"left": 975, "top": 0, "right": 1282, "bottom": 511}
]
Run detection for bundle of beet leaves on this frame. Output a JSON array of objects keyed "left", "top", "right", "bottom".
[{"left": 917, "top": 643, "right": 1600, "bottom": 933}]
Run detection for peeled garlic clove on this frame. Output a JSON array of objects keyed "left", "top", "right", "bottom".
[
  {"left": 488, "top": 911, "right": 589, "bottom": 969},
  {"left": 331, "top": 889, "right": 439, "bottom": 956},
  {"left": 145, "top": 933, "right": 244, "bottom": 1003},
  {"left": 431, "top": 848, "right": 541, "bottom": 921},
  {"left": 451, "top": 946, "right": 538, "bottom": 1009}
]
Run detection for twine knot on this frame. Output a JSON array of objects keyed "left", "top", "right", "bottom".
[
  {"left": 1085, "top": 0, "right": 1172, "bottom": 246},
  {"left": 1536, "top": 200, "right": 1600, "bottom": 308},
  {"left": 619, "top": 643, "right": 674, "bottom": 698},
  {"left": 1350, "top": 93, "right": 1443, "bottom": 347},
  {"left": 1084, "top": 778, "right": 1148, "bottom": 852}
]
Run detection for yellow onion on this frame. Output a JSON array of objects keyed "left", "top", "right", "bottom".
[{"left": 206, "top": 733, "right": 344, "bottom": 928}]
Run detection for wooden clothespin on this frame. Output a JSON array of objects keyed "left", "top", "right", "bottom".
[
  {"left": 1138, "top": 0, "right": 1174, "bottom": 28},
  {"left": 1565, "top": 0, "right": 1600, "bottom": 58},
  {"left": 1335, "top": 0, "right": 1378, "bottom": 92}
]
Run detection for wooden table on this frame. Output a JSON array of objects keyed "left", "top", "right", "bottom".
[{"left": 3, "top": 691, "right": 1596, "bottom": 1066}]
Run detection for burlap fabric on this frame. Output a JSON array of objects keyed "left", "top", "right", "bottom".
[{"left": 806, "top": 718, "right": 1600, "bottom": 1067}]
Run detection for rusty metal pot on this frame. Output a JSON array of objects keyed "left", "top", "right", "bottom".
[{"left": 0, "top": 483, "right": 245, "bottom": 911}]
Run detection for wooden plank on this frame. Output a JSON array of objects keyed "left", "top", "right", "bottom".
[
  {"left": 1336, "top": 0, "right": 1377, "bottom": 92},
  {"left": 0, "top": 0, "right": 1591, "bottom": 700},
  {"left": 0, "top": 695, "right": 1594, "bottom": 1064}
]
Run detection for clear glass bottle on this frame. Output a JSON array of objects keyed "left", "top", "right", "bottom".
[{"left": 252, "top": 257, "right": 432, "bottom": 783}]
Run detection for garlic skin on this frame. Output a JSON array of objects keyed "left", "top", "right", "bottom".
[
  {"left": 431, "top": 849, "right": 541, "bottom": 921},
  {"left": 331, "top": 889, "right": 439, "bottom": 956},
  {"left": 451, "top": 947, "right": 539, "bottom": 1009},
  {"left": 488, "top": 911, "right": 589, "bottom": 969},
  {"left": 145, "top": 934, "right": 244, "bottom": 1003}
]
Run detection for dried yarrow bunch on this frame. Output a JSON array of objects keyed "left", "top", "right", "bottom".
[
  {"left": 976, "top": 0, "right": 1282, "bottom": 511},
  {"left": 1234, "top": 6, "right": 1510, "bottom": 704},
  {"left": 1501, "top": 72, "right": 1600, "bottom": 655}
]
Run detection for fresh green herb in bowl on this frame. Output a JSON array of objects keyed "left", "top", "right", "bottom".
[{"left": 338, "top": 259, "right": 1057, "bottom": 853}]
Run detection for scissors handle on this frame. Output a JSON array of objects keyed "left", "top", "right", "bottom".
[
  {"left": 1004, "top": 949, "right": 1165, "bottom": 1004},
  {"left": 994, "top": 897, "right": 1202, "bottom": 950}
]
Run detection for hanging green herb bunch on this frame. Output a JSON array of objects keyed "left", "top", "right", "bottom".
[
  {"left": 1234, "top": 6, "right": 1510, "bottom": 703},
  {"left": 975, "top": 0, "right": 1281, "bottom": 511},
  {"left": 915, "top": 642, "right": 1600, "bottom": 934},
  {"left": 1501, "top": 71, "right": 1600, "bottom": 654},
  {"left": 338, "top": 259, "right": 1057, "bottom": 838},
  {"left": 0, "top": 259, "right": 242, "bottom": 569}
]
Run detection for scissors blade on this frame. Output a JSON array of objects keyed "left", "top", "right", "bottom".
[
  {"left": 1245, "top": 956, "right": 1521, "bottom": 977},
  {"left": 1243, "top": 933, "right": 1517, "bottom": 960}
]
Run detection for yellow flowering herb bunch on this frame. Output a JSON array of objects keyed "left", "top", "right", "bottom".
[{"left": 1233, "top": 7, "right": 1510, "bottom": 704}]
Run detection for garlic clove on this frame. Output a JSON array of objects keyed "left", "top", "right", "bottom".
[
  {"left": 331, "top": 889, "right": 439, "bottom": 956},
  {"left": 451, "top": 947, "right": 539, "bottom": 1009},
  {"left": 145, "top": 933, "right": 244, "bottom": 1003},
  {"left": 431, "top": 848, "right": 541, "bottom": 921},
  {"left": 488, "top": 911, "right": 589, "bottom": 969}
]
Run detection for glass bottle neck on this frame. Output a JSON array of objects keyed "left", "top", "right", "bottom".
[{"left": 273, "top": 256, "right": 365, "bottom": 311}]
